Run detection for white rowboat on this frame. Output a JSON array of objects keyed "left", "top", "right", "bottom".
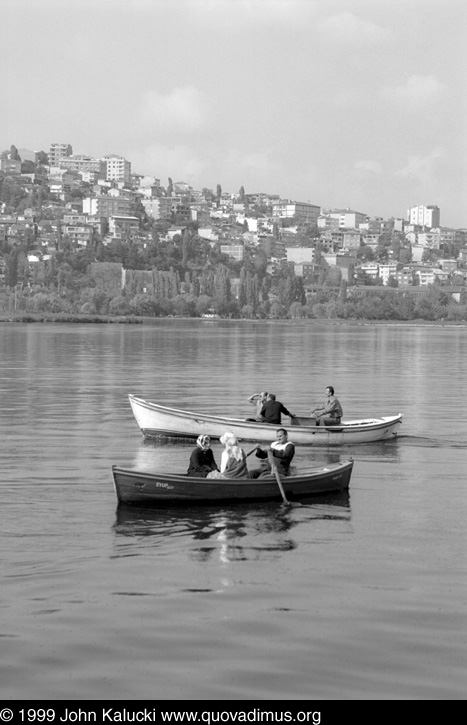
[{"left": 128, "top": 395, "right": 403, "bottom": 446}]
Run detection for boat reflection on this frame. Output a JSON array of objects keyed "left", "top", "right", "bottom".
[{"left": 112, "top": 489, "right": 351, "bottom": 564}]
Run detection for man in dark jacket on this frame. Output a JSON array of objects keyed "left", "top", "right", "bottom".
[{"left": 259, "top": 393, "right": 295, "bottom": 424}]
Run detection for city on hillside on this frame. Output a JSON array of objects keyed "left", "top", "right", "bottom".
[{"left": 1, "top": 142, "right": 467, "bottom": 321}]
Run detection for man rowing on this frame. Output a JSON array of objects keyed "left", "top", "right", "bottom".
[{"left": 248, "top": 428, "right": 295, "bottom": 479}]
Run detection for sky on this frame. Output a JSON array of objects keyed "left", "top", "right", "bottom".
[{"left": 2, "top": 0, "right": 467, "bottom": 227}]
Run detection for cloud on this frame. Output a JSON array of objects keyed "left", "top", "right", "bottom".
[
  {"left": 128, "top": 142, "right": 283, "bottom": 193},
  {"left": 184, "top": 0, "right": 318, "bottom": 29},
  {"left": 317, "top": 12, "right": 390, "bottom": 45},
  {"left": 354, "top": 159, "right": 383, "bottom": 175},
  {"left": 138, "top": 87, "right": 208, "bottom": 134},
  {"left": 395, "top": 146, "right": 446, "bottom": 182},
  {"left": 380, "top": 75, "right": 446, "bottom": 106},
  {"left": 220, "top": 147, "right": 283, "bottom": 190},
  {"left": 129, "top": 143, "right": 208, "bottom": 182}
]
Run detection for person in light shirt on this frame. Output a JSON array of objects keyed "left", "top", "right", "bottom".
[
  {"left": 311, "top": 385, "right": 343, "bottom": 426},
  {"left": 207, "top": 431, "right": 249, "bottom": 479},
  {"left": 246, "top": 391, "right": 268, "bottom": 421},
  {"left": 249, "top": 428, "right": 295, "bottom": 478}
]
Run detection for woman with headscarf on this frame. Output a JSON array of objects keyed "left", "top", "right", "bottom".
[
  {"left": 206, "top": 431, "right": 248, "bottom": 479},
  {"left": 186, "top": 435, "right": 219, "bottom": 477}
]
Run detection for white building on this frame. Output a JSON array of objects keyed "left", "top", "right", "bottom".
[
  {"left": 415, "top": 267, "right": 436, "bottom": 286},
  {"left": 272, "top": 201, "right": 320, "bottom": 226},
  {"left": 108, "top": 215, "right": 139, "bottom": 239},
  {"left": 220, "top": 244, "right": 244, "bottom": 261},
  {"left": 378, "top": 263, "right": 398, "bottom": 285},
  {"left": 360, "top": 263, "right": 379, "bottom": 280},
  {"left": 417, "top": 231, "right": 441, "bottom": 249},
  {"left": 286, "top": 247, "right": 315, "bottom": 264},
  {"left": 407, "top": 205, "right": 440, "bottom": 228},
  {"left": 102, "top": 155, "right": 131, "bottom": 184},
  {"left": 328, "top": 209, "right": 367, "bottom": 229}
]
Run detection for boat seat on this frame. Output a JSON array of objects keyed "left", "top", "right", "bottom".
[{"left": 290, "top": 416, "right": 317, "bottom": 427}]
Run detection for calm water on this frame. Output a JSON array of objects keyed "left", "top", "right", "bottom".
[{"left": 1, "top": 319, "right": 466, "bottom": 700}]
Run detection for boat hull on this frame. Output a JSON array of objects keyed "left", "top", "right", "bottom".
[
  {"left": 128, "top": 395, "right": 403, "bottom": 446},
  {"left": 112, "top": 459, "right": 354, "bottom": 505}
]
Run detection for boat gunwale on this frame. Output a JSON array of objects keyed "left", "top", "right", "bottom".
[
  {"left": 128, "top": 394, "right": 403, "bottom": 432},
  {"left": 112, "top": 458, "right": 354, "bottom": 486}
]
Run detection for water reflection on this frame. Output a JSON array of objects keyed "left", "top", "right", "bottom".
[{"left": 112, "top": 490, "right": 351, "bottom": 567}]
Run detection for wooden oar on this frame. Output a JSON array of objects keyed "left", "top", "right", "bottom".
[
  {"left": 267, "top": 450, "right": 293, "bottom": 507},
  {"left": 246, "top": 445, "right": 260, "bottom": 457},
  {"left": 267, "top": 451, "right": 303, "bottom": 508}
]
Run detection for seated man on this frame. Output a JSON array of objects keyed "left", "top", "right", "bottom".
[
  {"left": 311, "top": 385, "right": 343, "bottom": 426},
  {"left": 259, "top": 393, "right": 295, "bottom": 425},
  {"left": 246, "top": 391, "right": 268, "bottom": 421},
  {"left": 249, "top": 428, "right": 295, "bottom": 478}
]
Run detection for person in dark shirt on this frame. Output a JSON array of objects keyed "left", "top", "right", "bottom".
[
  {"left": 187, "top": 435, "right": 219, "bottom": 477},
  {"left": 259, "top": 393, "right": 295, "bottom": 425}
]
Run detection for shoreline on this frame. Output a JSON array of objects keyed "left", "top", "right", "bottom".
[{"left": 0, "top": 311, "right": 466, "bottom": 327}]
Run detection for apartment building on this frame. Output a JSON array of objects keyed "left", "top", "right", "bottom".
[
  {"left": 272, "top": 201, "right": 320, "bottom": 226},
  {"left": 82, "top": 196, "right": 131, "bottom": 217},
  {"left": 407, "top": 204, "right": 440, "bottom": 228},
  {"left": 102, "top": 155, "right": 131, "bottom": 184},
  {"left": 0, "top": 159, "right": 21, "bottom": 174},
  {"left": 142, "top": 197, "right": 181, "bottom": 221},
  {"left": 49, "top": 143, "right": 73, "bottom": 166},
  {"left": 63, "top": 224, "right": 94, "bottom": 247},
  {"left": 328, "top": 209, "right": 367, "bottom": 229},
  {"left": 360, "top": 263, "right": 379, "bottom": 281},
  {"left": 378, "top": 263, "right": 399, "bottom": 285},
  {"left": 342, "top": 230, "right": 361, "bottom": 250},
  {"left": 417, "top": 231, "right": 441, "bottom": 249},
  {"left": 108, "top": 215, "right": 139, "bottom": 239},
  {"left": 396, "top": 266, "right": 415, "bottom": 286},
  {"left": 413, "top": 266, "right": 436, "bottom": 286},
  {"left": 438, "top": 259, "right": 458, "bottom": 273},
  {"left": 59, "top": 155, "right": 105, "bottom": 178},
  {"left": 220, "top": 244, "right": 244, "bottom": 262},
  {"left": 293, "top": 262, "right": 315, "bottom": 282}
]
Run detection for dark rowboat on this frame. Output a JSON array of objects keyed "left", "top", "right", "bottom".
[{"left": 112, "top": 458, "right": 354, "bottom": 506}]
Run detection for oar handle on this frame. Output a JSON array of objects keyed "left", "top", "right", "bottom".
[{"left": 246, "top": 444, "right": 260, "bottom": 457}]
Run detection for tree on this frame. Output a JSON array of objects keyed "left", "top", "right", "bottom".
[
  {"left": 270, "top": 301, "right": 286, "bottom": 319},
  {"left": 109, "top": 296, "right": 133, "bottom": 316},
  {"left": 339, "top": 279, "right": 347, "bottom": 301},
  {"left": 195, "top": 294, "right": 212, "bottom": 316},
  {"left": 36, "top": 150, "right": 49, "bottom": 165},
  {"left": 289, "top": 301, "right": 307, "bottom": 318},
  {"left": 89, "top": 288, "right": 110, "bottom": 314},
  {"left": 216, "top": 184, "right": 222, "bottom": 201},
  {"left": 130, "top": 294, "right": 159, "bottom": 316},
  {"left": 202, "top": 187, "right": 214, "bottom": 202},
  {"left": 5, "top": 247, "right": 19, "bottom": 287}
]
